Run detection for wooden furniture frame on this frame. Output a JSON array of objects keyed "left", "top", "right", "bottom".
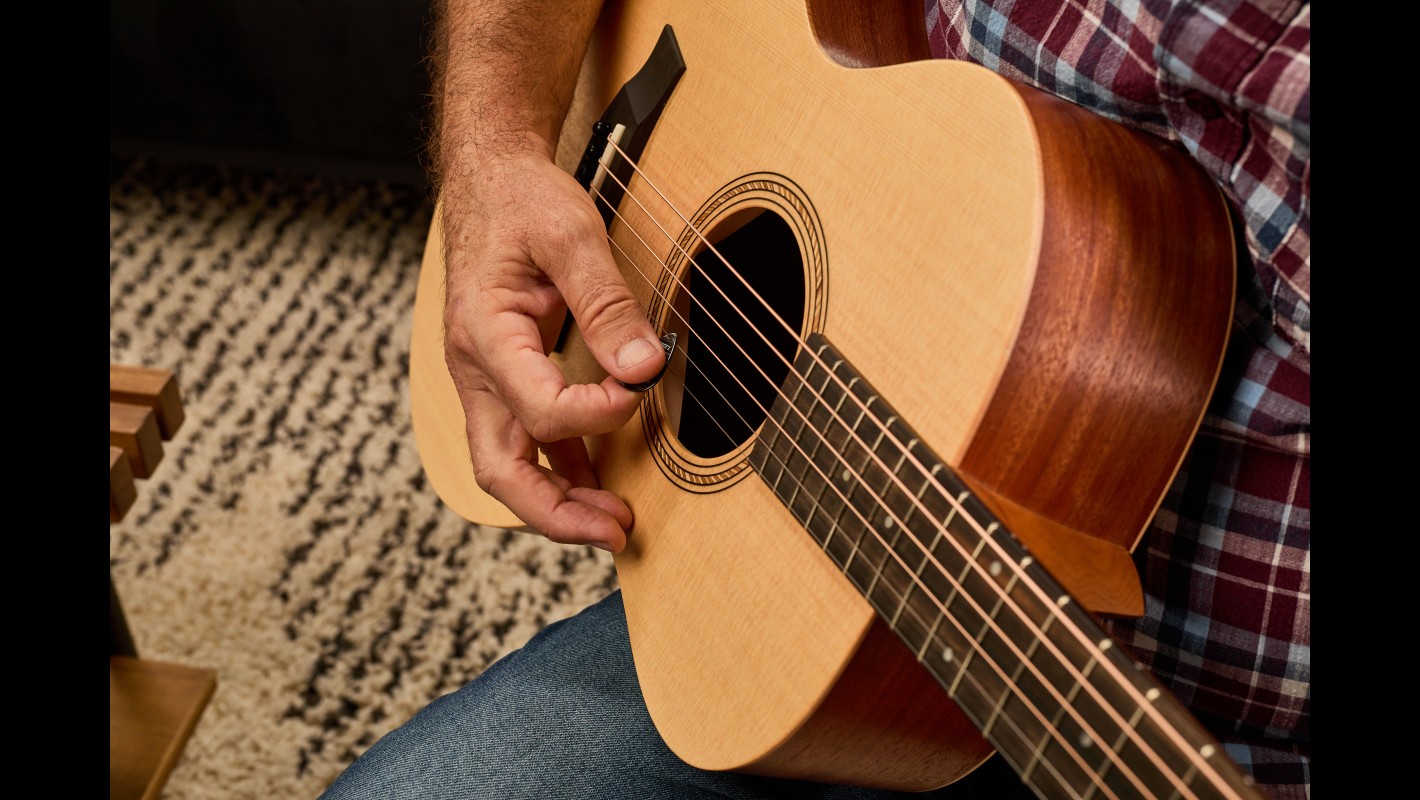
[{"left": 109, "top": 365, "right": 216, "bottom": 800}]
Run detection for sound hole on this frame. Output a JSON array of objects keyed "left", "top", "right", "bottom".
[{"left": 667, "top": 209, "right": 805, "bottom": 458}]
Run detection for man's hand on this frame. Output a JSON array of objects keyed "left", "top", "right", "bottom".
[{"left": 441, "top": 152, "right": 665, "bottom": 553}]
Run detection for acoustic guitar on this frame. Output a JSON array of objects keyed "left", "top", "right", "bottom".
[{"left": 410, "top": 1, "right": 1263, "bottom": 797}]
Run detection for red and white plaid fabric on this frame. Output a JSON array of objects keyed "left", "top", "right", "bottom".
[{"left": 927, "top": 1, "right": 1311, "bottom": 796}]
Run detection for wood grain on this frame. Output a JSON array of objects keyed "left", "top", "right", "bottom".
[
  {"left": 110, "top": 402, "right": 164, "bottom": 479},
  {"left": 959, "top": 87, "right": 1235, "bottom": 552},
  {"left": 805, "top": 0, "right": 930, "bottom": 68},
  {"left": 111, "top": 446, "right": 137, "bottom": 524},
  {"left": 410, "top": 0, "right": 1233, "bottom": 789},
  {"left": 109, "top": 656, "right": 216, "bottom": 800},
  {"left": 110, "top": 365, "right": 185, "bottom": 439}
]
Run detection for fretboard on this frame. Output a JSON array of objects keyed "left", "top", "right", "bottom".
[{"left": 748, "top": 333, "right": 1260, "bottom": 800}]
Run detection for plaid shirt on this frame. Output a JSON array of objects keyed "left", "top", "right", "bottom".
[{"left": 927, "top": 1, "right": 1311, "bottom": 795}]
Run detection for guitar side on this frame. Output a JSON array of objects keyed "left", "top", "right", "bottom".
[{"left": 411, "top": 0, "right": 1234, "bottom": 791}]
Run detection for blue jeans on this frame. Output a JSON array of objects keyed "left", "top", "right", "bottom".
[{"left": 321, "top": 591, "right": 1025, "bottom": 799}]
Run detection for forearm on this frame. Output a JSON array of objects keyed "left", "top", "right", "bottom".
[
  {"left": 433, "top": 0, "right": 605, "bottom": 188},
  {"left": 429, "top": 0, "right": 663, "bottom": 551}
]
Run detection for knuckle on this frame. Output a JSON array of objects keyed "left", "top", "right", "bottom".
[
  {"left": 541, "top": 203, "right": 604, "bottom": 263},
  {"left": 564, "top": 200, "right": 604, "bottom": 238},
  {"left": 542, "top": 205, "right": 590, "bottom": 248},
  {"left": 576, "top": 282, "right": 640, "bottom": 335},
  {"left": 529, "top": 414, "right": 562, "bottom": 444},
  {"left": 442, "top": 325, "right": 485, "bottom": 380},
  {"left": 472, "top": 463, "right": 500, "bottom": 496},
  {"left": 543, "top": 530, "right": 574, "bottom": 546},
  {"left": 442, "top": 295, "right": 481, "bottom": 353},
  {"left": 442, "top": 323, "right": 476, "bottom": 362}
]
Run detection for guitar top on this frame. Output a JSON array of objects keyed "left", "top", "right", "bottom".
[{"left": 411, "top": 1, "right": 1256, "bottom": 797}]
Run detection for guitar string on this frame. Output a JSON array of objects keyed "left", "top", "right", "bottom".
[
  {"left": 626, "top": 261, "right": 1094, "bottom": 797},
  {"left": 599, "top": 140, "right": 1218, "bottom": 773},
  {"left": 594, "top": 182, "right": 1181, "bottom": 799},
  {"left": 590, "top": 162, "right": 1213, "bottom": 800},
  {"left": 598, "top": 140, "right": 1242, "bottom": 796},
  {"left": 594, "top": 191, "right": 1179, "bottom": 800},
  {"left": 600, "top": 137, "right": 1234, "bottom": 777},
  {"left": 603, "top": 231, "right": 1101, "bottom": 800},
  {"left": 632, "top": 353, "right": 1088, "bottom": 799},
  {"left": 597, "top": 200, "right": 1150, "bottom": 800}
]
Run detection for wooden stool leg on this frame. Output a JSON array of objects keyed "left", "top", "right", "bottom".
[
  {"left": 110, "top": 572, "right": 138, "bottom": 658},
  {"left": 110, "top": 402, "right": 164, "bottom": 479}
]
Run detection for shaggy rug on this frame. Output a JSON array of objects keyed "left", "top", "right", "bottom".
[{"left": 109, "top": 157, "right": 618, "bottom": 799}]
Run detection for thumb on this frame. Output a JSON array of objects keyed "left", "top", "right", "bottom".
[{"left": 551, "top": 233, "right": 667, "bottom": 387}]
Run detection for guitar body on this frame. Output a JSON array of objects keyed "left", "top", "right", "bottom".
[{"left": 411, "top": 0, "right": 1234, "bottom": 791}]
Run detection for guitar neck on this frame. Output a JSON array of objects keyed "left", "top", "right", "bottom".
[{"left": 749, "top": 334, "right": 1262, "bottom": 800}]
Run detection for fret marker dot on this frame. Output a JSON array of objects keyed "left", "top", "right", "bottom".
[
  {"left": 1098, "top": 639, "right": 1112, "bottom": 651},
  {"left": 883, "top": 517, "right": 893, "bottom": 529},
  {"left": 941, "top": 647, "right": 954, "bottom": 663},
  {"left": 1200, "top": 745, "right": 1216, "bottom": 758},
  {"left": 840, "top": 468, "right": 851, "bottom": 483},
  {"left": 1078, "top": 732, "right": 1093, "bottom": 749},
  {"left": 1146, "top": 688, "right": 1161, "bottom": 701},
  {"left": 989, "top": 561, "right": 1002, "bottom": 577}
]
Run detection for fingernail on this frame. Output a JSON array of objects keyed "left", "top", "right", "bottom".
[
  {"left": 590, "top": 541, "right": 614, "bottom": 553},
  {"left": 616, "top": 338, "right": 660, "bottom": 370}
]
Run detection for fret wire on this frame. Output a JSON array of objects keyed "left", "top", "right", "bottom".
[
  {"left": 1001, "top": 673, "right": 1100, "bottom": 797},
  {"left": 824, "top": 374, "right": 863, "bottom": 554},
  {"left": 839, "top": 396, "right": 884, "bottom": 575},
  {"left": 988, "top": 717, "right": 1085, "bottom": 800},
  {"left": 601, "top": 165, "right": 1228, "bottom": 799},
  {"left": 613, "top": 233, "right": 1198, "bottom": 800},
  {"left": 767, "top": 391, "right": 796, "bottom": 494},
  {"left": 815, "top": 366, "right": 857, "bottom": 554},
  {"left": 807, "top": 509, "right": 1085, "bottom": 798},
  {"left": 1019, "top": 568, "right": 1052, "bottom": 662},
  {"left": 889, "top": 465, "right": 943, "bottom": 628},
  {"left": 861, "top": 561, "right": 1098, "bottom": 800},
  {"left": 796, "top": 356, "right": 841, "bottom": 524},
  {"left": 909, "top": 480, "right": 961, "bottom": 655},
  {"left": 796, "top": 398, "right": 1009, "bottom": 705},
  {"left": 948, "top": 626, "right": 980, "bottom": 695},
  {"left": 944, "top": 536, "right": 990, "bottom": 615},
  {"left": 778, "top": 343, "right": 829, "bottom": 505},
  {"left": 604, "top": 225, "right": 1226, "bottom": 800},
  {"left": 1176, "top": 765, "right": 1199, "bottom": 800},
  {"left": 1109, "top": 710, "right": 1203, "bottom": 799},
  {"left": 660, "top": 271, "right": 1228, "bottom": 800},
  {"left": 781, "top": 360, "right": 810, "bottom": 436},
  {"left": 971, "top": 526, "right": 1013, "bottom": 667},
  {"left": 979, "top": 580, "right": 1025, "bottom": 734},
  {"left": 1113, "top": 705, "right": 1149, "bottom": 759},
  {"left": 841, "top": 549, "right": 1087, "bottom": 800},
  {"left": 1004, "top": 566, "right": 1051, "bottom": 694},
  {"left": 664, "top": 321, "right": 1153, "bottom": 800},
  {"left": 746, "top": 350, "right": 1145, "bottom": 800},
  {"left": 747, "top": 429, "right": 1122, "bottom": 800},
  {"left": 863, "top": 423, "right": 912, "bottom": 599}
]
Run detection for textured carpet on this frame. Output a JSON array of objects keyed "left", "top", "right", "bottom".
[{"left": 109, "top": 158, "right": 618, "bottom": 799}]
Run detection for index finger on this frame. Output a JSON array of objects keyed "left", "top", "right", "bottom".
[
  {"left": 478, "top": 306, "right": 647, "bottom": 442},
  {"left": 463, "top": 387, "right": 630, "bottom": 551}
]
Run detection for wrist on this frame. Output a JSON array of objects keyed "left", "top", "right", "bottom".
[
  {"left": 442, "top": 141, "right": 560, "bottom": 212},
  {"left": 440, "top": 117, "right": 556, "bottom": 179}
]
